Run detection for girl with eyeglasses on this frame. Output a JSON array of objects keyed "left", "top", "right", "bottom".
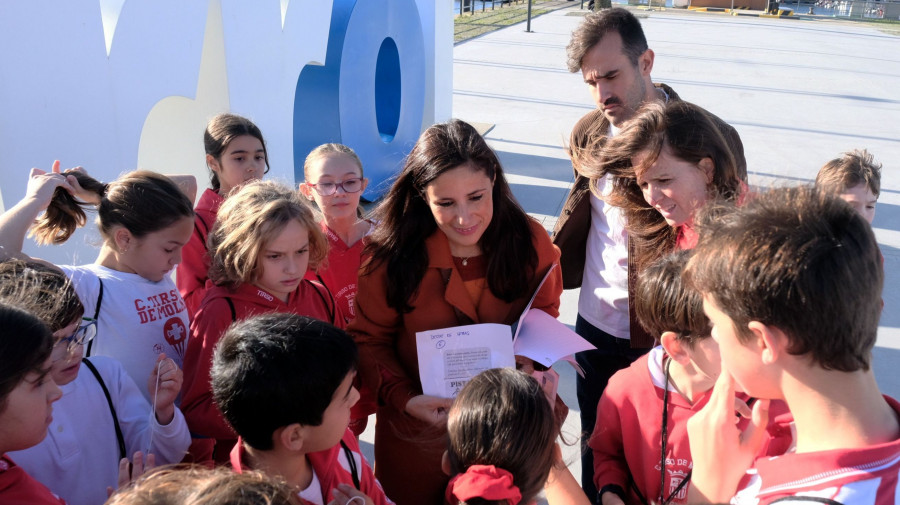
[
  {"left": 180, "top": 180, "right": 341, "bottom": 464},
  {"left": 299, "top": 144, "right": 375, "bottom": 437},
  {"left": 176, "top": 113, "right": 270, "bottom": 317},
  {"left": 299, "top": 143, "right": 372, "bottom": 326},
  {"left": 0, "top": 260, "right": 190, "bottom": 505}
]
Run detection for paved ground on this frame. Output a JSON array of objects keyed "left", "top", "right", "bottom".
[{"left": 362, "top": 6, "right": 900, "bottom": 499}]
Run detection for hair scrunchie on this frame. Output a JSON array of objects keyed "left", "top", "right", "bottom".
[{"left": 446, "top": 465, "right": 522, "bottom": 505}]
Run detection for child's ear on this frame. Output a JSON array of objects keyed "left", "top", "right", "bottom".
[
  {"left": 112, "top": 227, "right": 133, "bottom": 253},
  {"left": 747, "top": 321, "right": 788, "bottom": 365},
  {"left": 441, "top": 450, "right": 451, "bottom": 476},
  {"left": 660, "top": 331, "right": 690, "bottom": 364},
  {"left": 360, "top": 178, "right": 369, "bottom": 193},
  {"left": 298, "top": 183, "right": 315, "bottom": 201},
  {"left": 206, "top": 154, "right": 220, "bottom": 173},
  {"left": 276, "top": 423, "right": 306, "bottom": 452}
]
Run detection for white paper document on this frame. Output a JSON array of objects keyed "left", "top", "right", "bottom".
[
  {"left": 415, "top": 263, "right": 596, "bottom": 399},
  {"left": 416, "top": 323, "right": 516, "bottom": 398}
]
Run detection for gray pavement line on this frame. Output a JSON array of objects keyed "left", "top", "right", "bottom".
[
  {"left": 453, "top": 89, "right": 596, "bottom": 110},
  {"left": 658, "top": 78, "right": 900, "bottom": 105},
  {"left": 730, "top": 120, "right": 900, "bottom": 145},
  {"left": 453, "top": 58, "right": 571, "bottom": 74}
]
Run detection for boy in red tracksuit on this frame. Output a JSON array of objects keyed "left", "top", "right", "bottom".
[
  {"left": 590, "top": 251, "right": 791, "bottom": 505},
  {"left": 213, "top": 313, "right": 393, "bottom": 505},
  {"left": 685, "top": 187, "right": 899, "bottom": 505}
]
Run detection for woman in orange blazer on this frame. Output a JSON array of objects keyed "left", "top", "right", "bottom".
[{"left": 348, "top": 119, "right": 563, "bottom": 505}]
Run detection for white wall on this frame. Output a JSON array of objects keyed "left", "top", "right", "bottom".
[{"left": 0, "top": 0, "right": 452, "bottom": 265}]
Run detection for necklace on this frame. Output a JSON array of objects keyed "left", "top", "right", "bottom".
[{"left": 461, "top": 257, "right": 470, "bottom": 266}]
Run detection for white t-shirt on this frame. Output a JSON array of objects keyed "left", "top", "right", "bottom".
[
  {"left": 60, "top": 264, "right": 190, "bottom": 401},
  {"left": 578, "top": 172, "right": 631, "bottom": 339},
  {"left": 8, "top": 356, "right": 190, "bottom": 505},
  {"left": 298, "top": 469, "right": 325, "bottom": 505}
]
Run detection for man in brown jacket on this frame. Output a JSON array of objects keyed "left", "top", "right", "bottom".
[{"left": 553, "top": 9, "right": 676, "bottom": 503}]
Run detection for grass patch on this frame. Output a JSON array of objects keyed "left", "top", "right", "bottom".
[{"left": 454, "top": 1, "right": 566, "bottom": 42}]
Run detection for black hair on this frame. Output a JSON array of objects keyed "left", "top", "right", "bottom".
[
  {"left": 211, "top": 313, "right": 358, "bottom": 450},
  {"left": 363, "top": 119, "right": 538, "bottom": 313},
  {"left": 0, "top": 302, "right": 54, "bottom": 407}
]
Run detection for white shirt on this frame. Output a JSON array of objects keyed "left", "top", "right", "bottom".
[
  {"left": 9, "top": 357, "right": 190, "bottom": 505},
  {"left": 60, "top": 264, "right": 190, "bottom": 401},
  {"left": 578, "top": 171, "right": 631, "bottom": 339}
]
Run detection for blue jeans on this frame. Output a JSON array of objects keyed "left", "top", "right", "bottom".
[{"left": 575, "top": 314, "right": 650, "bottom": 504}]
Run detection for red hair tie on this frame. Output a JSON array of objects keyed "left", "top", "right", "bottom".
[{"left": 446, "top": 465, "right": 522, "bottom": 505}]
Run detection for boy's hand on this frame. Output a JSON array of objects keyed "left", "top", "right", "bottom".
[
  {"left": 329, "top": 483, "right": 375, "bottom": 505},
  {"left": 107, "top": 451, "right": 156, "bottom": 497},
  {"left": 405, "top": 394, "right": 453, "bottom": 425},
  {"left": 687, "top": 365, "right": 770, "bottom": 504},
  {"left": 147, "top": 353, "right": 182, "bottom": 425}
]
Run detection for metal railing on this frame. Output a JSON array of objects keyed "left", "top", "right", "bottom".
[
  {"left": 455, "top": 0, "right": 527, "bottom": 16},
  {"left": 778, "top": 0, "right": 898, "bottom": 17}
]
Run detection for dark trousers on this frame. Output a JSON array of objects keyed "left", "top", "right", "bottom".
[{"left": 575, "top": 314, "right": 651, "bottom": 504}]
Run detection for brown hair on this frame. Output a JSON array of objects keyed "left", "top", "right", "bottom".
[
  {"left": 364, "top": 119, "right": 538, "bottom": 313},
  {"left": 815, "top": 148, "right": 882, "bottom": 197},
  {"left": 581, "top": 100, "right": 745, "bottom": 271},
  {"left": 634, "top": 250, "right": 709, "bottom": 345},
  {"left": 685, "top": 186, "right": 883, "bottom": 372},
  {"left": 0, "top": 260, "right": 83, "bottom": 333},
  {"left": 207, "top": 180, "right": 327, "bottom": 289},
  {"left": 446, "top": 368, "right": 558, "bottom": 505},
  {"left": 205, "top": 113, "right": 270, "bottom": 191},
  {"left": 566, "top": 7, "right": 648, "bottom": 72},
  {"left": 106, "top": 465, "right": 300, "bottom": 505},
  {"left": 29, "top": 170, "right": 194, "bottom": 247}
]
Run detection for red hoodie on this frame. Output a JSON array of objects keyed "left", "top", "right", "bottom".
[
  {"left": 180, "top": 280, "right": 342, "bottom": 462},
  {"left": 176, "top": 188, "right": 224, "bottom": 319},
  {"left": 230, "top": 430, "right": 394, "bottom": 505}
]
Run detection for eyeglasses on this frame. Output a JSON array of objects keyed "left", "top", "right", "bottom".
[
  {"left": 53, "top": 318, "right": 97, "bottom": 359},
  {"left": 307, "top": 178, "right": 364, "bottom": 196}
]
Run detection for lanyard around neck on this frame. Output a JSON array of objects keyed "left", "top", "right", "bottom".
[{"left": 660, "top": 356, "right": 692, "bottom": 505}]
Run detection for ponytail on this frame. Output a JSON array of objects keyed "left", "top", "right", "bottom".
[
  {"left": 30, "top": 170, "right": 193, "bottom": 247},
  {"left": 29, "top": 170, "right": 106, "bottom": 245}
]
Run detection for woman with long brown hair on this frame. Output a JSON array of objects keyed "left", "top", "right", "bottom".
[{"left": 349, "top": 119, "right": 563, "bottom": 505}]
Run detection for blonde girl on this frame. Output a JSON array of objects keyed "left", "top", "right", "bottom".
[
  {"left": 0, "top": 163, "right": 195, "bottom": 401},
  {"left": 176, "top": 113, "right": 269, "bottom": 316},
  {"left": 179, "top": 180, "right": 339, "bottom": 463},
  {"left": 299, "top": 143, "right": 371, "bottom": 324}
]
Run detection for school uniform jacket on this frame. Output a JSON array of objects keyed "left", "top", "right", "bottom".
[
  {"left": 0, "top": 456, "right": 66, "bottom": 505},
  {"left": 303, "top": 222, "right": 376, "bottom": 435},
  {"left": 180, "top": 280, "right": 341, "bottom": 455},
  {"left": 230, "top": 430, "right": 394, "bottom": 505},
  {"left": 733, "top": 396, "right": 900, "bottom": 505},
  {"left": 590, "top": 348, "right": 793, "bottom": 505},
  {"left": 176, "top": 188, "right": 224, "bottom": 318},
  {"left": 348, "top": 218, "right": 563, "bottom": 505}
]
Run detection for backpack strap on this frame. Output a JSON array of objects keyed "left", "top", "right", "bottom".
[
  {"left": 194, "top": 214, "right": 210, "bottom": 243},
  {"left": 340, "top": 439, "right": 360, "bottom": 490},
  {"left": 82, "top": 357, "right": 126, "bottom": 460},
  {"left": 309, "top": 277, "right": 337, "bottom": 325},
  {"left": 85, "top": 278, "right": 104, "bottom": 356},
  {"left": 225, "top": 297, "right": 237, "bottom": 322}
]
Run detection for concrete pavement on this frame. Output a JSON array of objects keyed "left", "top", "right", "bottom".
[{"left": 449, "top": 5, "right": 900, "bottom": 495}]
